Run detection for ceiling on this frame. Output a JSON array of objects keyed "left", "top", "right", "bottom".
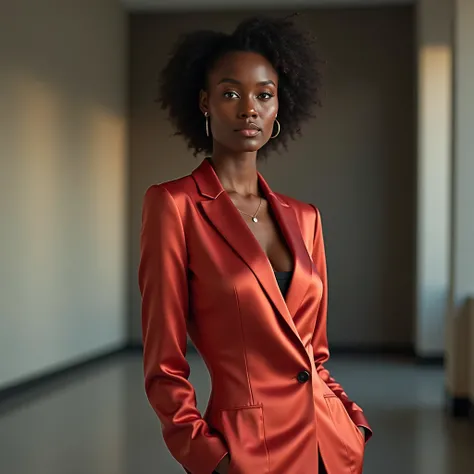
[{"left": 122, "top": 0, "right": 413, "bottom": 12}]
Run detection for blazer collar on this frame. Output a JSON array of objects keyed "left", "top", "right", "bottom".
[
  {"left": 192, "top": 158, "right": 312, "bottom": 349},
  {"left": 192, "top": 157, "right": 290, "bottom": 206}
]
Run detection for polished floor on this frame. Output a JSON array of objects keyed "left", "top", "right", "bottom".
[{"left": 0, "top": 352, "right": 473, "bottom": 474}]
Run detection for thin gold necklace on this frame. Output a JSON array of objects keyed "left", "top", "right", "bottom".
[{"left": 236, "top": 197, "right": 263, "bottom": 223}]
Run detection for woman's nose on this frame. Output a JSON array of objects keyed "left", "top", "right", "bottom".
[{"left": 238, "top": 98, "right": 258, "bottom": 118}]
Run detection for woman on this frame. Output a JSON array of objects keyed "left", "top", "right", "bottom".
[{"left": 139, "top": 15, "right": 372, "bottom": 474}]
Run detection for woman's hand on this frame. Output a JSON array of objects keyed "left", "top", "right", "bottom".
[{"left": 214, "top": 454, "right": 231, "bottom": 474}]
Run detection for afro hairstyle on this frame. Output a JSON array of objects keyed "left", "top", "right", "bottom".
[{"left": 158, "top": 14, "right": 323, "bottom": 157}]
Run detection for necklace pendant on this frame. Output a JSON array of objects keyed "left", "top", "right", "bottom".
[{"left": 252, "top": 217, "right": 258, "bottom": 223}]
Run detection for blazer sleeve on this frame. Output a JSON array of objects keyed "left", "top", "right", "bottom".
[
  {"left": 309, "top": 205, "right": 373, "bottom": 442},
  {"left": 138, "top": 185, "right": 229, "bottom": 474}
]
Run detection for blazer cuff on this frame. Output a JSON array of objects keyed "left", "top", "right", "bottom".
[
  {"left": 350, "top": 410, "right": 373, "bottom": 442},
  {"left": 182, "top": 440, "right": 228, "bottom": 474}
]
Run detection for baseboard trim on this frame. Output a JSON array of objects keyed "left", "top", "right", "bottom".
[
  {"left": 329, "top": 345, "right": 415, "bottom": 356},
  {"left": 415, "top": 355, "right": 445, "bottom": 366},
  {"left": 126, "top": 342, "right": 144, "bottom": 352},
  {"left": 445, "top": 391, "right": 474, "bottom": 418},
  {"left": 0, "top": 344, "right": 133, "bottom": 409}
]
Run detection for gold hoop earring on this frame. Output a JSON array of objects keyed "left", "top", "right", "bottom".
[
  {"left": 204, "top": 112, "right": 210, "bottom": 137},
  {"left": 271, "top": 119, "right": 280, "bottom": 139}
]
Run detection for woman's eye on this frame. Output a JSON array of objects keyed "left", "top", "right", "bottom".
[
  {"left": 224, "top": 91, "right": 239, "bottom": 99},
  {"left": 259, "top": 92, "right": 274, "bottom": 100}
]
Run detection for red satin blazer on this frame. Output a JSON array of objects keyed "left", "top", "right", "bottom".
[{"left": 139, "top": 158, "right": 372, "bottom": 474}]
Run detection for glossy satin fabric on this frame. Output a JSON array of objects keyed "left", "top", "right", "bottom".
[{"left": 138, "top": 158, "right": 372, "bottom": 474}]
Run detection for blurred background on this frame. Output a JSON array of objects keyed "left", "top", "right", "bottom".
[{"left": 0, "top": 0, "right": 473, "bottom": 473}]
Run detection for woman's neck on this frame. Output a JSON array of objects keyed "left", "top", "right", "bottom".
[{"left": 209, "top": 152, "right": 260, "bottom": 197}]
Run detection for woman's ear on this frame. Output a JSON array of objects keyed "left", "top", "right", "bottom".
[{"left": 199, "top": 89, "right": 209, "bottom": 115}]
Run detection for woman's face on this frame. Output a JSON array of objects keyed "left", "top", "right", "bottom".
[{"left": 200, "top": 51, "right": 279, "bottom": 154}]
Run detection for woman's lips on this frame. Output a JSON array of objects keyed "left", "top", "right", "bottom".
[{"left": 236, "top": 129, "right": 261, "bottom": 137}]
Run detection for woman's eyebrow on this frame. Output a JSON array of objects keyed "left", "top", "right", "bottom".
[
  {"left": 217, "top": 77, "right": 240, "bottom": 85},
  {"left": 217, "top": 78, "right": 276, "bottom": 86},
  {"left": 258, "top": 80, "right": 276, "bottom": 86}
]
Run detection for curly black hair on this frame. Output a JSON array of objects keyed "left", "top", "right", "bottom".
[{"left": 158, "top": 14, "right": 323, "bottom": 157}]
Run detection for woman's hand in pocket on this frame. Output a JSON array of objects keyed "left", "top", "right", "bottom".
[{"left": 214, "top": 454, "right": 231, "bottom": 474}]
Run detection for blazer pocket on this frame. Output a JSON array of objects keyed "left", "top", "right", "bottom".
[
  {"left": 219, "top": 405, "right": 270, "bottom": 474},
  {"left": 323, "top": 394, "right": 365, "bottom": 473}
]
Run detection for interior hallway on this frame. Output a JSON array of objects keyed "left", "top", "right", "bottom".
[{"left": 0, "top": 353, "right": 472, "bottom": 474}]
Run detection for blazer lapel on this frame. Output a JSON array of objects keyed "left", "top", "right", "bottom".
[
  {"left": 258, "top": 175, "right": 313, "bottom": 321},
  {"left": 192, "top": 159, "right": 308, "bottom": 346}
]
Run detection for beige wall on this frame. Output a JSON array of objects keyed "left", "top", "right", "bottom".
[
  {"left": 416, "top": 0, "right": 452, "bottom": 358},
  {"left": 128, "top": 7, "right": 416, "bottom": 349},
  {"left": 0, "top": 0, "right": 128, "bottom": 389}
]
